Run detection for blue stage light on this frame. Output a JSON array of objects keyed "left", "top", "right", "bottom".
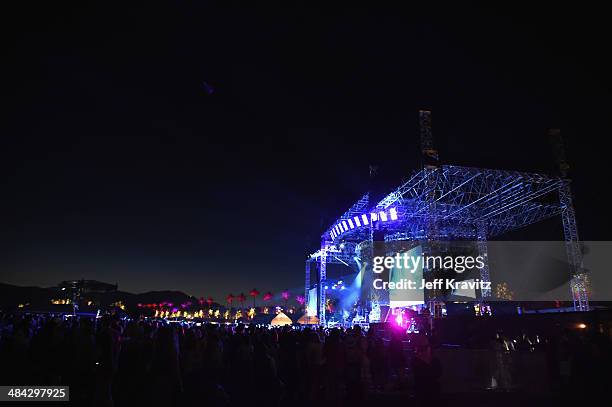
[
  {"left": 370, "top": 212, "right": 378, "bottom": 221},
  {"left": 354, "top": 216, "right": 361, "bottom": 227},
  {"left": 380, "top": 211, "right": 388, "bottom": 221},
  {"left": 361, "top": 214, "right": 369, "bottom": 225},
  {"left": 342, "top": 221, "right": 348, "bottom": 231},
  {"left": 348, "top": 219, "right": 354, "bottom": 229}
]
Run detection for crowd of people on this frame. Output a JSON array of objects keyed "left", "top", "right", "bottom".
[
  {"left": 0, "top": 312, "right": 439, "bottom": 406},
  {"left": 488, "top": 327, "right": 610, "bottom": 397},
  {"left": 0, "top": 311, "right": 610, "bottom": 406}
]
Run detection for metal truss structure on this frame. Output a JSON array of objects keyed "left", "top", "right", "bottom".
[{"left": 306, "top": 164, "right": 588, "bottom": 326}]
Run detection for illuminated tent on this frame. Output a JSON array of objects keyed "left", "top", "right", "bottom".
[
  {"left": 270, "top": 312, "right": 293, "bottom": 326},
  {"left": 250, "top": 312, "right": 293, "bottom": 326},
  {"left": 297, "top": 314, "right": 319, "bottom": 325}
]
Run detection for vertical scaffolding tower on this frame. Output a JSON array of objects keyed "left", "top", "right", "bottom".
[{"left": 550, "top": 128, "right": 589, "bottom": 310}]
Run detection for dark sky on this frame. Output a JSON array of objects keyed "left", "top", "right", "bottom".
[{"left": 4, "top": 3, "right": 610, "bottom": 300}]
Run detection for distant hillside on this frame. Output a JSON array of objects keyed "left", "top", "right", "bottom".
[
  {"left": 0, "top": 283, "right": 58, "bottom": 308},
  {"left": 0, "top": 282, "right": 215, "bottom": 311}
]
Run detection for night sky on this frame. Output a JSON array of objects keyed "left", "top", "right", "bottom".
[{"left": 4, "top": 3, "right": 610, "bottom": 300}]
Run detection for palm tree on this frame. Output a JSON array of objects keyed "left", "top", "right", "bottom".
[
  {"left": 238, "top": 293, "right": 246, "bottom": 312},
  {"left": 296, "top": 295, "right": 305, "bottom": 310},
  {"left": 281, "top": 290, "right": 290, "bottom": 309},
  {"left": 262, "top": 292, "right": 273, "bottom": 314},
  {"left": 226, "top": 293, "right": 234, "bottom": 313},
  {"left": 249, "top": 288, "right": 260, "bottom": 308}
]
